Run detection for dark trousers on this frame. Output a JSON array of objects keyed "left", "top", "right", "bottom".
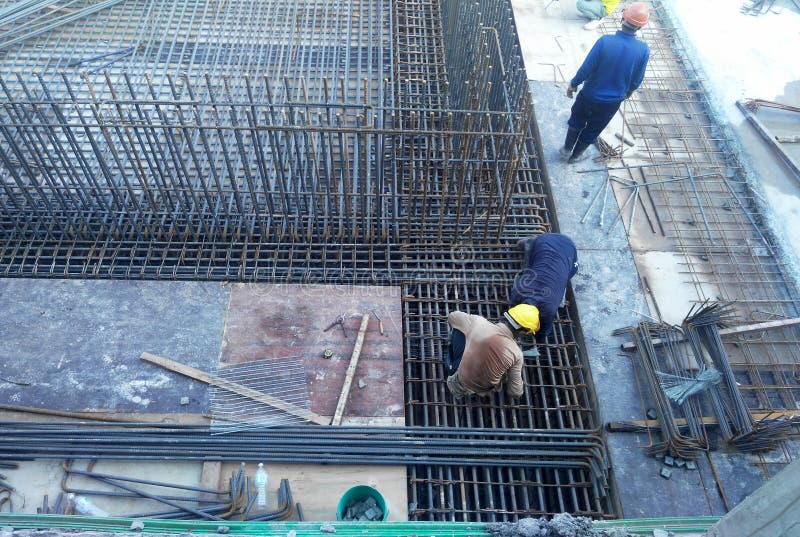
[
  {"left": 568, "top": 92, "right": 622, "bottom": 145},
  {"left": 445, "top": 329, "right": 466, "bottom": 374}
]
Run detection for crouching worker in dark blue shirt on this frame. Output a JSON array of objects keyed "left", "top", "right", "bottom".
[
  {"left": 561, "top": 2, "right": 651, "bottom": 163},
  {"left": 509, "top": 233, "right": 578, "bottom": 343}
]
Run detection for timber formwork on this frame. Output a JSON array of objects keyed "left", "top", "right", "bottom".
[{"left": 0, "top": 0, "right": 610, "bottom": 521}]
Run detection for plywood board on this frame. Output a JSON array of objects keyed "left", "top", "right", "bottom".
[
  {"left": 219, "top": 284, "right": 404, "bottom": 420},
  {"left": 220, "top": 461, "right": 408, "bottom": 522}
]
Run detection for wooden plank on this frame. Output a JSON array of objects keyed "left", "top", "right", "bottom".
[
  {"left": 140, "top": 352, "right": 329, "bottom": 426},
  {"left": 198, "top": 461, "right": 223, "bottom": 503},
  {"left": 620, "top": 317, "right": 800, "bottom": 351},
  {"left": 331, "top": 314, "right": 370, "bottom": 426},
  {"left": 220, "top": 460, "right": 408, "bottom": 521},
  {"left": 607, "top": 410, "right": 800, "bottom": 432}
]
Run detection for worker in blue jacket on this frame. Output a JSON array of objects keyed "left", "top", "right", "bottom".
[
  {"left": 509, "top": 233, "right": 578, "bottom": 342},
  {"left": 560, "top": 2, "right": 651, "bottom": 163}
]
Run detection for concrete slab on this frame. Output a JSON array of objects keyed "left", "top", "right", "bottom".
[
  {"left": 512, "top": 0, "right": 602, "bottom": 85},
  {"left": 531, "top": 80, "right": 648, "bottom": 424},
  {"left": 0, "top": 279, "right": 228, "bottom": 413},
  {"left": 529, "top": 77, "right": 746, "bottom": 519},
  {"left": 665, "top": 0, "right": 800, "bottom": 284}
]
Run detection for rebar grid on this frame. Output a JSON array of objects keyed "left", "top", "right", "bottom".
[
  {"left": 401, "top": 280, "right": 606, "bottom": 520},
  {"left": 602, "top": 3, "right": 800, "bottom": 419},
  {"left": 0, "top": 0, "right": 611, "bottom": 521},
  {"left": 1, "top": 0, "right": 391, "bottom": 101},
  {"left": 209, "top": 357, "right": 312, "bottom": 432}
]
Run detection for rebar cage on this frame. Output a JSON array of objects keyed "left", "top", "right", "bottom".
[{"left": 0, "top": 0, "right": 611, "bottom": 520}]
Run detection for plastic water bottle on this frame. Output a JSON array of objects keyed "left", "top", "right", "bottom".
[
  {"left": 69, "top": 494, "right": 109, "bottom": 517},
  {"left": 254, "top": 463, "right": 268, "bottom": 508}
]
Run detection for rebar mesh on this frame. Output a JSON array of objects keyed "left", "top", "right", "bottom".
[
  {"left": 209, "top": 357, "right": 312, "bottom": 433},
  {"left": 600, "top": 2, "right": 800, "bottom": 462},
  {"left": 0, "top": 0, "right": 611, "bottom": 521}
]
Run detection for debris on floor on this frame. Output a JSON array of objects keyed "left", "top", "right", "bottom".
[{"left": 486, "top": 513, "right": 633, "bottom": 537}]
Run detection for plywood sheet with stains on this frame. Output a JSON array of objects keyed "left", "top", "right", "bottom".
[{"left": 220, "top": 284, "right": 404, "bottom": 420}]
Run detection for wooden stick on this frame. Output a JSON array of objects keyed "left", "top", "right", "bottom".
[
  {"left": 620, "top": 317, "right": 800, "bottom": 351},
  {"left": 141, "top": 352, "right": 328, "bottom": 426},
  {"left": 0, "top": 403, "right": 168, "bottom": 422},
  {"left": 331, "top": 313, "right": 370, "bottom": 426}
]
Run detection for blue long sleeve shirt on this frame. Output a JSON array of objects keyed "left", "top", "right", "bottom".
[
  {"left": 570, "top": 31, "right": 650, "bottom": 103},
  {"left": 509, "top": 234, "right": 579, "bottom": 340}
]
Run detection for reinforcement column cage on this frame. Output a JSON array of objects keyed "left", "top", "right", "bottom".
[
  {"left": 0, "top": 0, "right": 612, "bottom": 521},
  {"left": 0, "top": 77, "right": 530, "bottom": 244}
]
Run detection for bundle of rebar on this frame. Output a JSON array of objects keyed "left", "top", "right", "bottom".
[
  {"left": 627, "top": 301, "right": 791, "bottom": 457},
  {"left": 62, "top": 462, "right": 297, "bottom": 521},
  {"left": 683, "top": 302, "right": 791, "bottom": 452},
  {"left": 0, "top": 422, "right": 611, "bottom": 500},
  {"left": 631, "top": 322, "right": 709, "bottom": 458}
]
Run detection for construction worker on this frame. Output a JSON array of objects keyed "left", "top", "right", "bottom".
[
  {"left": 510, "top": 233, "right": 579, "bottom": 342},
  {"left": 577, "top": 0, "right": 621, "bottom": 30},
  {"left": 444, "top": 306, "right": 538, "bottom": 400},
  {"left": 560, "top": 2, "right": 650, "bottom": 163}
]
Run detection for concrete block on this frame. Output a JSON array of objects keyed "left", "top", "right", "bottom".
[
  {"left": 130, "top": 521, "right": 145, "bottom": 531},
  {"left": 675, "top": 458, "right": 686, "bottom": 468},
  {"left": 320, "top": 524, "right": 337, "bottom": 533},
  {"left": 660, "top": 467, "right": 672, "bottom": 479},
  {"left": 686, "top": 460, "right": 697, "bottom": 470},
  {"left": 664, "top": 455, "right": 675, "bottom": 467}
]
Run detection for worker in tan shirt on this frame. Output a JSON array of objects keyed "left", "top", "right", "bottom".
[{"left": 444, "top": 304, "right": 540, "bottom": 400}]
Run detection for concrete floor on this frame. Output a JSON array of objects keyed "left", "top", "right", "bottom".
[{"left": 512, "top": 0, "right": 800, "bottom": 519}]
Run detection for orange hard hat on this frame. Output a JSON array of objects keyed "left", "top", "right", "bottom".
[{"left": 623, "top": 2, "right": 650, "bottom": 28}]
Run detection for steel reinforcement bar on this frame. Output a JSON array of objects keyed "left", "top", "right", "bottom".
[
  {"left": 0, "top": 0, "right": 610, "bottom": 522},
  {"left": 609, "top": 1, "right": 800, "bottom": 437}
]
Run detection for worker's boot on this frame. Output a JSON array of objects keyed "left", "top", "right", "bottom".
[
  {"left": 568, "top": 140, "right": 592, "bottom": 163},
  {"left": 559, "top": 127, "right": 580, "bottom": 160}
]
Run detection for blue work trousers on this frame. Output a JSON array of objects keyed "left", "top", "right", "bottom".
[{"left": 567, "top": 91, "right": 622, "bottom": 145}]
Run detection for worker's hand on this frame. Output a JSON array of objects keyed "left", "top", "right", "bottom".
[{"left": 566, "top": 86, "right": 577, "bottom": 99}]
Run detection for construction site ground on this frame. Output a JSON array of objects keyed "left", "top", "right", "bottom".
[
  {"left": 0, "top": 280, "right": 407, "bottom": 521},
  {"left": 0, "top": 0, "right": 799, "bottom": 530},
  {"left": 513, "top": 0, "right": 800, "bottom": 519}
]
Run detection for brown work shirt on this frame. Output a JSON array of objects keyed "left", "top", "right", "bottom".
[{"left": 448, "top": 311, "right": 524, "bottom": 398}]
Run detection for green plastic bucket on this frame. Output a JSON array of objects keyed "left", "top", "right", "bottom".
[{"left": 336, "top": 485, "right": 388, "bottom": 521}]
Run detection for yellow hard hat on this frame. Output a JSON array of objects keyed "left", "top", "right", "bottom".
[{"left": 504, "top": 304, "right": 540, "bottom": 334}]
